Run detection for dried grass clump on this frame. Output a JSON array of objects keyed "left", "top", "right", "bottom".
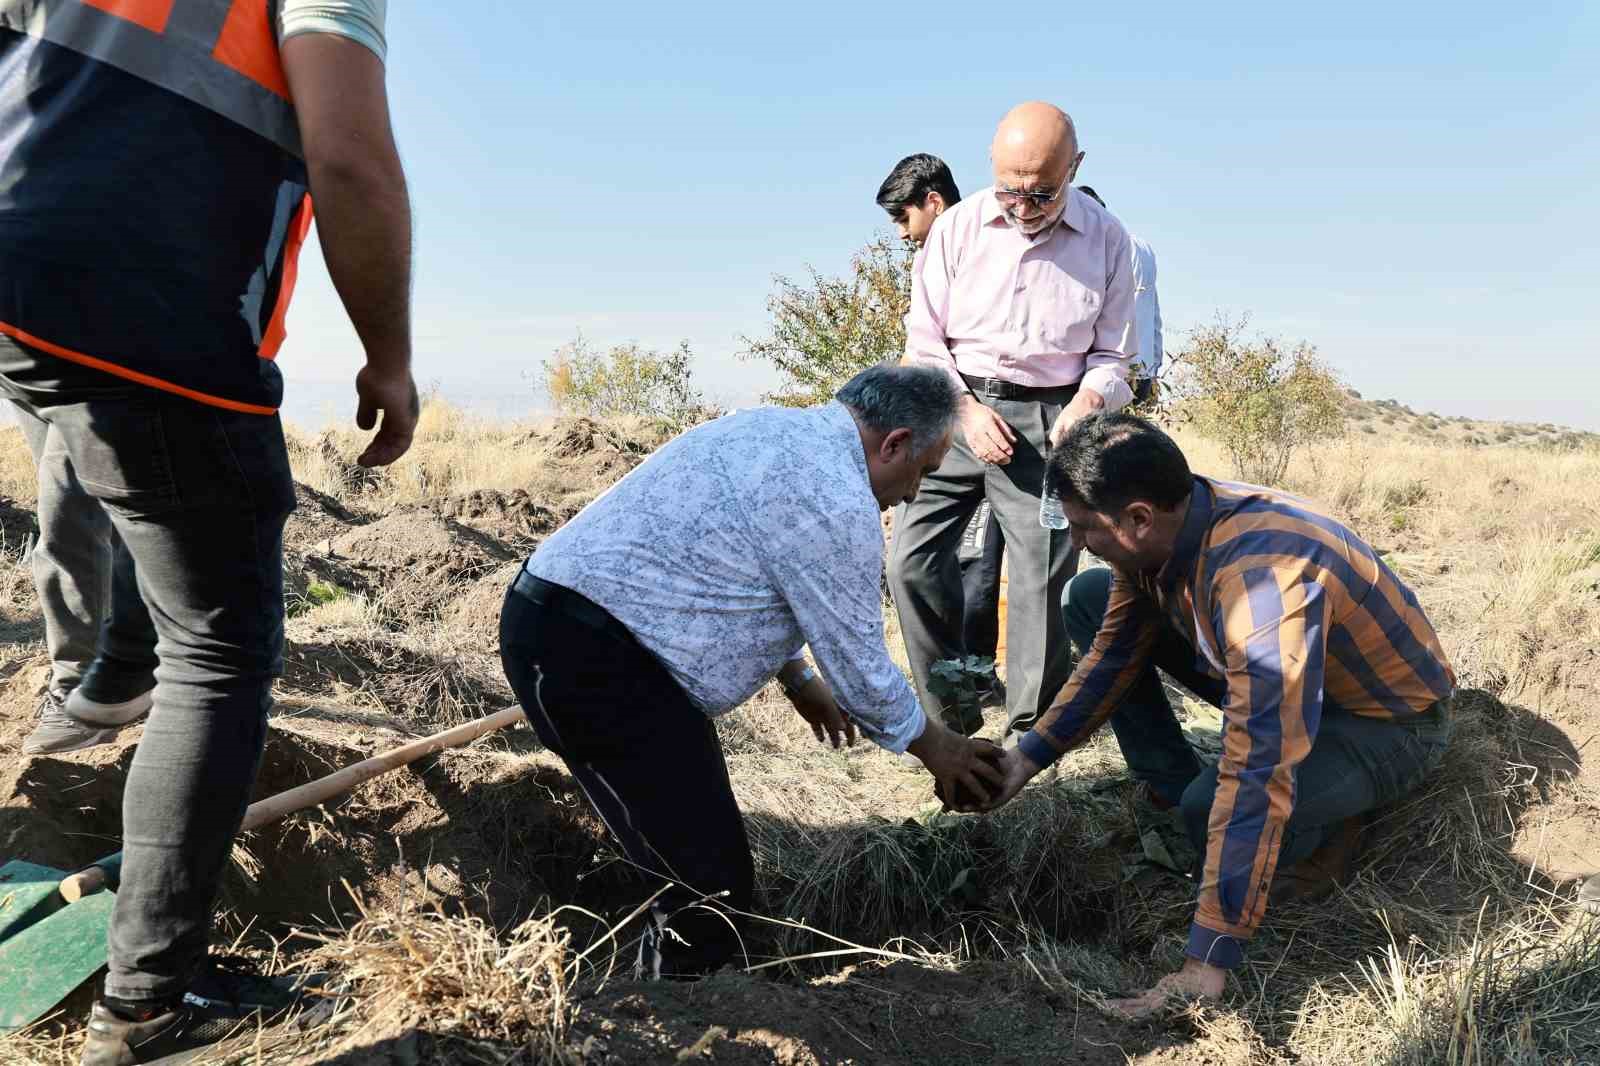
[
  {"left": 300, "top": 895, "right": 577, "bottom": 1061},
  {"left": 1291, "top": 908, "right": 1600, "bottom": 1066}
]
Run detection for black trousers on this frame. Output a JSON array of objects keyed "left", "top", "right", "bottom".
[
  {"left": 3, "top": 338, "right": 293, "bottom": 1004},
  {"left": 498, "top": 573, "right": 752, "bottom": 977}
]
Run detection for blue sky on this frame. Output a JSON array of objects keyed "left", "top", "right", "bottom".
[{"left": 280, "top": 1, "right": 1600, "bottom": 430}]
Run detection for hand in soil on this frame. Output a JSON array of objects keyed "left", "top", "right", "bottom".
[{"left": 1106, "top": 958, "right": 1226, "bottom": 1020}]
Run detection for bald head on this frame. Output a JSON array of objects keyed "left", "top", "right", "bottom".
[
  {"left": 992, "top": 102, "right": 1077, "bottom": 174},
  {"left": 990, "top": 102, "right": 1084, "bottom": 234}
]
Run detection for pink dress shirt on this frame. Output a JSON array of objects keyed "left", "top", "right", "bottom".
[{"left": 905, "top": 187, "right": 1136, "bottom": 408}]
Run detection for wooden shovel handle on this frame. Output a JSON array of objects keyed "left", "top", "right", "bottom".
[{"left": 59, "top": 707, "right": 525, "bottom": 902}]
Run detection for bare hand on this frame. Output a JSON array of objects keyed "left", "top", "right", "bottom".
[
  {"left": 355, "top": 364, "right": 420, "bottom": 468},
  {"left": 1047, "top": 391, "right": 1106, "bottom": 448},
  {"left": 1106, "top": 959, "right": 1226, "bottom": 1020},
  {"left": 906, "top": 720, "right": 1007, "bottom": 811},
  {"left": 959, "top": 398, "right": 1017, "bottom": 465},
  {"left": 978, "top": 746, "right": 1044, "bottom": 811},
  {"left": 789, "top": 677, "right": 856, "bottom": 749}
]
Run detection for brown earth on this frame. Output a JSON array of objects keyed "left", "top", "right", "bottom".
[{"left": 2, "top": 404, "right": 1597, "bottom": 1065}]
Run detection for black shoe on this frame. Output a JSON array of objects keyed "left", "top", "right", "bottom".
[{"left": 80, "top": 962, "right": 319, "bottom": 1065}]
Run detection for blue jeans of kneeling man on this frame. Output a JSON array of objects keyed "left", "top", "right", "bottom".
[{"left": 1059, "top": 566, "right": 1451, "bottom": 867}]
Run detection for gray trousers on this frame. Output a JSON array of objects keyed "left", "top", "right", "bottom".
[
  {"left": 10, "top": 399, "right": 112, "bottom": 704},
  {"left": 10, "top": 400, "right": 155, "bottom": 705},
  {"left": 888, "top": 391, "right": 1080, "bottom": 736},
  {"left": 3, "top": 337, "right": 294, "bottom": 1006}
]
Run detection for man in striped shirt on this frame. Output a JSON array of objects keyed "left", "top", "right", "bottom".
[{"left": 985, "top": 414, "right": 1454, "bottom": 1014}]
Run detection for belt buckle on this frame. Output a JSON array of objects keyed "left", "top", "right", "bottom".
[{"left": 977, "top": 377, "right": 1004, "bottom": 398}]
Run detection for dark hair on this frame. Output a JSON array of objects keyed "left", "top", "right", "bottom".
[
  {"left": 836, "top": 364, "right": 959, "bottom": 453},
  {"left": 1047, "top": 413, "right": 1191, "bottom": 514},
  {"left": 1076, "top": 185, "right": 1106, "bottom": 208},
  {"left": 876, "top": 154, "right": 961, "bottom": 218}
]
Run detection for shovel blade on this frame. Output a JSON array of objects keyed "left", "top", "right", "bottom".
[
  {"left": 0, "top": 890, "right": 115, "bottom": 1031},
  {"left": 0, "top": 860, "right": 69, "bottom": 946}
]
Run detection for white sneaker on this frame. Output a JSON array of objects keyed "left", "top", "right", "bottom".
[{"left": 65, "top": 687, "right": 154, "bottom": 727}]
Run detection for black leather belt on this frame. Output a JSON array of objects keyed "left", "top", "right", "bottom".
[
  {"left": 511, "top": 570, "right": 637, "bottom": 645},
  {"left": 960, "top": 373, "right": 1080, "bottom": 404}
]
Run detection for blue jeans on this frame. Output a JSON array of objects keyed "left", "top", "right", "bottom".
[
  {"left": 2, "top": 337, "right": 294, "bottom": 1005},
  {"left": 1061, "top": 567, "right": 1451, "bottom": 865}
]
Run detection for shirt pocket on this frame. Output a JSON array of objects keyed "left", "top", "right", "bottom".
[{"left": 1032, "top": 266, "right": 1105, "bottom": 352}]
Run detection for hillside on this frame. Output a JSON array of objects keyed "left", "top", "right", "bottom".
[
  {"left": 1, "top": 400, "right": 1597, "bottom": 1066},
  {"left": 1343, "top": 391, "right": 1600, "bottom": 451}
]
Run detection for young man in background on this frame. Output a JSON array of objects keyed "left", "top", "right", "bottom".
[{"left": 877, "top": 154, "right": 1006, "bottom": 720}]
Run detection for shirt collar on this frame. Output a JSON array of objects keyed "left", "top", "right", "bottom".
[
  {"left": 822, "top": 401, "right": 873, "bottom": 484},
  {"left": 1155, "top": 476, "right": 1213, "bottom": 593},
  {"left": 978, "top": 185, "right": 1087, "bottom": 238}
]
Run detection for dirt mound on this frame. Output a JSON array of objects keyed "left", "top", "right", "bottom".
[
  {"left": 0, "top": 661, "right": 607, "bottom": 937},
  {"left": 281, "top": 627, "right": 511, "bottom": 728},
  {"left": 434, "top": 489, "right": 563, "bottom": 552},
  {"left": 285, "top": 481, "right": 367, "bottom": 552},
  {"left": 330, "top": 510, "right": 515, "bottom": 578},
  {"left": 445, "top": 561, "right": 523, "bottom": 654},
  {"left": 298, "top": 510, "right": 519, "bottom": 624},
  {"left": 546, "top": 415, "right": 660, "bottom": 460}
]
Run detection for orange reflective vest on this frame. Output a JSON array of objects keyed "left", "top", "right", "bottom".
[{"left": 0, "top": 0, "right": 314, "bottom": 414}]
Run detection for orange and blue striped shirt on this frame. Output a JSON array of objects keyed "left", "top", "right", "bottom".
[{"left": 1019, "top": 476, "right": 1454, "bottom": 968}]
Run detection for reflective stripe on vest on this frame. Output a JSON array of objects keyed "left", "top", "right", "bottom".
[{"left": 0, "top": 0, "right": 301, "bottom": 156}]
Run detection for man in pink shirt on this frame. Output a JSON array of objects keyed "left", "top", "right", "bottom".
[{"left": 888, "top": 101, "right": 1137, "bottom": 742}]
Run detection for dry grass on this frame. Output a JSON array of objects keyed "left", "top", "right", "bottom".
[
  {"left": 290, "top": 894, "right": 579, "bottom": 1062},
  {"left": 284, "top": 394, "right": 671, "bottom": 515},
  {"left": 2, "top": 399, "right": 1597, "bottom": 1064}
]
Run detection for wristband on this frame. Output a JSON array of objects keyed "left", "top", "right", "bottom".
[{"left": 781, "top": 664, "right": 817, "bottom": 696}]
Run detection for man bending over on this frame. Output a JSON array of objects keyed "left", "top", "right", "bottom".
[
  {"left": 499, "top": 365, "right": 1002, "bottom": 978},
  {"left": 986, "top": 414, "right": 1454, "bottom": 1015}
]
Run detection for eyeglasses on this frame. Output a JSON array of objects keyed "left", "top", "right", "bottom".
[{"left": 995, "top": 185, "right": 1062, "bottom": 209}]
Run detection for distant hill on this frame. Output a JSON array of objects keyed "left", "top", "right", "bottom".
[{"left": 1342, "top": 391, "right": 1600, "bottom": 450}]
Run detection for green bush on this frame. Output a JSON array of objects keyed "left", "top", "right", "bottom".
[
  {"left": 1166, "top": 315, "right": 1346, "bottom": 485},
  {"left": 739, "top": 234, "right": 915, "bottom": 407},
  {"left": 542, "top": 334, "right": 715, "bottom": 431}
]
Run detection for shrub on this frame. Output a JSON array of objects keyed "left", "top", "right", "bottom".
[
  {"left": 739, "top": 234, "right": 915, "bottom": 407},
  {"left": 1166, "top": 315, "right": 1347, "bottom": 485},
  {"left": 541, "top": 334, "right": 714, "bottom": 432}
]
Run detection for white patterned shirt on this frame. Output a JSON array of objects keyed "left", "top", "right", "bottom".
[{"left": 526, "top": 402, "right": 928, "bottom": 753}]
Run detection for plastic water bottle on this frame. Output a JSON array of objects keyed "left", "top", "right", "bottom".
[
  {"left": 1039, "top": 484, "right": 1068, "bottom": 530},
  {"left": 1039, "top": 448, "right": 1068, "bottom": 530}
]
